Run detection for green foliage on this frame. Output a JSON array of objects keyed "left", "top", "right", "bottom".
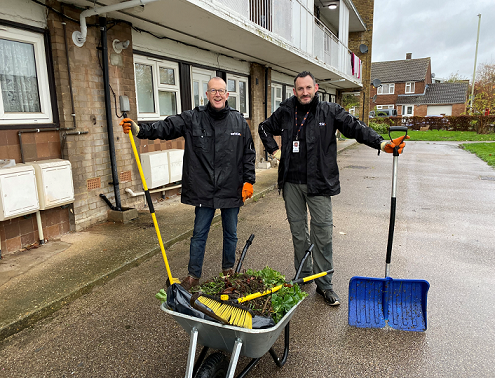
[
  {"left": 369, "top": 121, "right": 388, "bottom": 134},
  {"left": 342, "top": 93, "right": 360, "bottom": 111},
  {"left": 155, "top": 289, "right": 167, "bottom": 303},
  {"left": 246, "top": 266, "right": 286, "bottom": 288},
  {"left": 462, "top": 143, "right": 495, "bottom": 167},
  {"left": 271, "top": 284, "right": 308, "bottom": 323}
]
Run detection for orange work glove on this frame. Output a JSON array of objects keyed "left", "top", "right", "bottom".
[
  {"left": 381, "top": 135, "right": 411, "bottom": 154},
  {"left": 242, "top": 183, "right": 254, "bottom": 202},
  {"left": 119, "top": 118, "right": 140, "bottom": 136}
]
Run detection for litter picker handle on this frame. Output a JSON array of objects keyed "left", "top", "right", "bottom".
[
  {"left": 128, "top": 130, "right": 177, "bottom": 285},
  {"left": 385, "top": 127, "right": 407, "bottom": 276},
  {"left": 293, "top": 244, "right": 314, "bottom": 281},
  {"left": 235, "top": 234, "right": 255, "bottom": 273}
]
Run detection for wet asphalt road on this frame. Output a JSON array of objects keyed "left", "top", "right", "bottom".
[{"left": 1, "top": 141, "right": 494, "bottom": 377}]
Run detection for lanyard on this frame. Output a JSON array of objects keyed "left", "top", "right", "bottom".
[{"left": 294, "top": 110, "right": 310, "bottom": 141}]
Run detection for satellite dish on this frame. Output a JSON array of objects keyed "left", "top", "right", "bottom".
[
  {"left": 359, "top": 44, "right": 368, "bottom": 54},
  {"left": 372, "top": 79, "right": 382, "bottom": 88},
  {"left": 431, "top": 73, "right": 436, "bottom": 78}
]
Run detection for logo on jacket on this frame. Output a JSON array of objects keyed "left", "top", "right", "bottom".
[
  {"left": 319, "top": 122, "right": 326, "bottom": 126},
  {"left": 231, "top": 132, "right": 241, "bottom": 136}
]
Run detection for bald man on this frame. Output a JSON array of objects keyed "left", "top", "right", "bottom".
[{"left": 121, "top": 77, "right": 256, "bottom": 290}]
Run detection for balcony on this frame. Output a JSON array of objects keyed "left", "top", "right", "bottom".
[{"left": 66, "top": 0, "right": 365, "bottom": 87}]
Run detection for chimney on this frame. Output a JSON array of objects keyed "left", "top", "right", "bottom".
[{"left": 406, "top": 53, "right": 412, "bottom": 60}]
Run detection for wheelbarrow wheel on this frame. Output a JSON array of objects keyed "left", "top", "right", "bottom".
[{"left": 194, "top": 352, "right": 229, "bottom": 378}]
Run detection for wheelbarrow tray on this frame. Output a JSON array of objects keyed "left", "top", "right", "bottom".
[
  {"left": 348, "top": 276, "right": 430, "bottom": 331},
  {"left": 161, "top": 298, "right": 303, "bottom": 359}
]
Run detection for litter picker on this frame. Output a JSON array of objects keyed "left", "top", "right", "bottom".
[
  {"left": 348, "top": 126, "right": 430, "bottom": 331},
  {"left": 126, "top": 116, "right": 180, "bottom": 286}
]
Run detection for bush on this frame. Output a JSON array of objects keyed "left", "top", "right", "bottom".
[{"left": 369, "top": 121, "right": 388, "bottom": 134}]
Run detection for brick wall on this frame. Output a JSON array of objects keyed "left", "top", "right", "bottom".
[
  {"left": 250, "top": 63, "right": 269, "bottom": 164},
  {"left": 348, "top": 0, "right": 374, "bottom": 124}
]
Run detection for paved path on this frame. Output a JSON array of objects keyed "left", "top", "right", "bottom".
[{"left": 1, "top": 141, "right": 494, "bottom": 377}]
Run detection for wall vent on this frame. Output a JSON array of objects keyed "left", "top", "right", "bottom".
[
  {"left": 87, "top": 177, "right": 101, "bottom": 190},
  {"left": 119, "top": 170, "right": 132, "bottom": 183}
]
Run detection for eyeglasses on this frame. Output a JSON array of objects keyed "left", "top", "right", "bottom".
[{"left": 208, "top": 88, "right": 227, "bottom": 95}]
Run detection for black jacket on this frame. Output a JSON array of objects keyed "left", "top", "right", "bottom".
[
  {"left": 137, "top": 104, "right": 256, "bottom": 208},
  {"left": 259, "top": 96, "right": 383, "bottom": 196}
]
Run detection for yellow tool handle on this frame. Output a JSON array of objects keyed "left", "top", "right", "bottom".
[
  {"left": 128, "top": 132, "right": 176, "bottom": 285},
  {"left": 237, "top": 284, "right": 284, "bottom": 303},
  {"left": 236, "top": 269, "right": 333, "bottom": 304}
]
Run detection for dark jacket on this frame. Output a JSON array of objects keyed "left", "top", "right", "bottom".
[
  {"left": 259, "top": 96, "right": 383, "bottom": 196},
  {"left": 137, "top": 104, "right": 256, "bottom": 209}
]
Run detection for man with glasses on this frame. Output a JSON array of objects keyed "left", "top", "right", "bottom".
[
  {"left": 259, "top": 71, "right": 408, "bottom": 306},
  {"left": 121, "top": 77, "right": 256, "bottom": 290}
]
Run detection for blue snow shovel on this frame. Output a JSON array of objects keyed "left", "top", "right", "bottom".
[{"left": 348, "top": 126, "right": 430, "bottom": 332}]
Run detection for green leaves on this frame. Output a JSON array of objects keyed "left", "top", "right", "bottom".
[
  {"left": 245, "top": 266, "right": 286, "bottom": 288},
  {"left": 271, "top": 284, "right": 308, "bottom": 323}
]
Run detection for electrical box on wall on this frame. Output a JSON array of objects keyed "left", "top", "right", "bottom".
[
  {"left": 26, "top": 159, "right": 75, "bottom": 210},
  {"left": 0, "top": 164, "right": 40, "bottom": 221},
  {"left": 140, "top": 151, "right": 170, "bottom": 189},
  {"left": 167, "top": 149, "right": 184, "bottom": 183}
]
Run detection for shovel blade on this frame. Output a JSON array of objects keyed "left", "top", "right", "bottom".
[
  {"left": 387, "top": 278, "right": 430, "bottom": 331},
  {"left": 348, "top": 276, "right": 430, "bottom": 332},
  {"left": 348, "top": 277, "right": 386, "bottom": 329}
]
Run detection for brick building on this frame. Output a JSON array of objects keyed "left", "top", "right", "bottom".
[
  {"left": 0, "top": 0, "right": 374, "bottom": 256},
  {"left": 370, "top": 53, "right": 468, "bottom": 117}
]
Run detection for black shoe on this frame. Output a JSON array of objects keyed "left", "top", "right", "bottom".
[{"left": 316, "top": 287, "right": 340, "bottom": 306}]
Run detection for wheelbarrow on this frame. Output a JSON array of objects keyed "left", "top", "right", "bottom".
[
  {"left": 161, "top": 298, "right": 302, "bottom": 378},
  {"left": 161, "top": 241, "right": 319, "bottom": 377}
]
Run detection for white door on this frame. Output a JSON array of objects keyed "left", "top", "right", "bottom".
[
  {"left": 192, "top": 68, "right": 215, "bottom": 108},
  {"left": 427, "top": 105, "right": 452, "bottom": 116}
]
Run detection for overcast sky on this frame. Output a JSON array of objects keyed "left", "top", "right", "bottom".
[{"left": 371, "top": 0, "right": 495, "bottom": 82}]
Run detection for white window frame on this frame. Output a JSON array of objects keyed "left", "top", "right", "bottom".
[
  {"left": 286, "top": 87, "right": 293, "bottom": 101},
  {"left": 133, "top": 55, "right": 181, "bottom": 121},
  {"left": 0, "top": 26, "right": 53, "bottom": 125},
  {"left": 405, "top": 82, "right": 415, "bottom": 94},
  {"left": 271, "top": 83, "right": 283, "bottom": 113},
  {"left": 377, "top": 83, "right": 395, "bottom": 95},
  {"left": 402, "top": 105, "right": 414, "bottom": 116},
  {"left": 226, "top": 74, "right": 249, "bottom": 118},
  {"left": 376, "top": 105, "right": 394, "bottom": 110}
]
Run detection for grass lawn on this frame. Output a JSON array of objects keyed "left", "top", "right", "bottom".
[
  {"left": 461, "top": 143, "right": 495, "bottom": 167},
  {"left": 380, "top": 130, "right": 495, "bottom": 142},
  {"left": 377, "top": 130, "right": 495, "bottom": 167}
]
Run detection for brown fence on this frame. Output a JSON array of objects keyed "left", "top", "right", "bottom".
[{"left": 371, "top": 115, "right": 495, "bottom": 134}]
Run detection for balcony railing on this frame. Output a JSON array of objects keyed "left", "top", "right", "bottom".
[{"left": 210, "top": 0, "right": 362, "bottom": 82}]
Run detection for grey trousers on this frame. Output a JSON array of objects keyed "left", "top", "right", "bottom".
[{"left": 283, "top": 182, "right": 334, "bottom": 290}]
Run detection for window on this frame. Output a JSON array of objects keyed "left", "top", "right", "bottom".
[
  {"left": 402, "top": 105, "right": 414, "bottom": 116},
  {"left": 0, "top": 26, "right": 53, "bottom": 125},
  {"left": 286, "top": 87, "right": 293, "bottom": 101},
  {"left": 134, "top": 56, "right": 181, "bottom": 121},
  {"left": 377, "top": 83, "right": 395, "bottom": 95},
  {"left": 377, "top": 105, "right": 394, "bottom": 110},
  {"left": 271, "top": 84, "right": 282, "bottom": 113},
  {"left": 226, "top": 74, "right": 249, "bottom": 117},
  {"left": 405, "top": 82, "right": 415, "bottom": 94}
]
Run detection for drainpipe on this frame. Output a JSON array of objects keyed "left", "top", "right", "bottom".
[
  {"left": 72, "top": 0, "right": 160, "bottom": 47},
  {"left": 99, "top": 17, "right": 121, "bottom": 211},
  {"left": 264, "top": 66, "right": 268, "bottom": 161}
]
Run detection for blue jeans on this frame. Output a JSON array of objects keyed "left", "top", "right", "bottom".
[{"left": 188, "top": 206, "right": 239, "bottom": 278}]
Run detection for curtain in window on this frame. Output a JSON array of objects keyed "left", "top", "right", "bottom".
[{"left": 0, "top": 38, "right": 41, "bottom": 112}]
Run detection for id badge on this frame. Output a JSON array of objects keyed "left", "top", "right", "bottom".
[{"left": 292, "top": 141, "right": 299, "bottom": 153}]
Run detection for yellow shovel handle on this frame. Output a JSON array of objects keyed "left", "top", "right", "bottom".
[{"left": 128, "top": 132, "right": 175, "bottom": 284}]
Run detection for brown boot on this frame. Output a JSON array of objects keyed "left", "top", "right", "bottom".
[
  {"left": 180, "top": 275, "right": 200, "bottom": 291},
  {"left": 222, "top": 268, "right": 234, "bottom": 277}
]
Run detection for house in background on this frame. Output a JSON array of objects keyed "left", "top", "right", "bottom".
[
  {"left": 370, "top": 53, "right": 468, "bottom": 117},
  {"left": 0, "top": 0, "right": 375, "bottom": 256}
]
